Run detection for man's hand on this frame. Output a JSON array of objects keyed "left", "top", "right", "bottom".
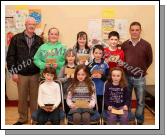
[{"left": 12, "top": 74, "right": 19, "bottom": 83}]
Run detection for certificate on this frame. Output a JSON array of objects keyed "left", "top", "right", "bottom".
[
  {"left": 74, "top": 100, "right": 89, "bottom": 108},
  {"left": 46, "top": 58, "right": 56, "bottom": 65},
  {"left": 77, "top": 54, "right": 89, "bottom": 62},
  {"left": 111, "top": 108, "right": 124, "bottom": 115},
  {"left": 91, "top": 69, "right": 103, "bottom": 75},
  {"left": 64, "top": 67, "right": 75, "bottom": 78}
]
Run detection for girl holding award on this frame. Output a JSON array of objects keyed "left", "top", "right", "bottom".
[{"left": 104, "top": 67, "right": 130, "bottom": 125}]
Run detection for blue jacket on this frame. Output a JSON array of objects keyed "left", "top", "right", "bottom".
[{"left": 87, "top": 59, "right": 109, "bottom": 95}]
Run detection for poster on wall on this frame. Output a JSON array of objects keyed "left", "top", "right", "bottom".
[
  {"left": 15, "top": 10, "right": 29, "bottom": 30},
  {"left": 102, "top": 8, "right": 116, "bottom": 19},
  {"left": 5, "top": 17, "right": 15, "bottom": 47},
  {"left": 5, "top": 17, "right": 15, "bottom": 29},
  {"left": 102, "top": 19, "right": 115, "bottom": 42},
  {"left": 88, "top": 19, "right": 102, "bottom": 49},
  {"left": 29, "top": 9, "right": 41, "bottom": 28},
  {"left": 115, "top": 19, "right": 128, "bottom": 43}
]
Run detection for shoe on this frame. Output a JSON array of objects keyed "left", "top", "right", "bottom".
[
  {"left": 137, "top": 120, "right": 143, "bottom": 125},
  {"left": 128, "top": 120, "right": 136, "bottom": 125},
  {"left": 137, "top": 122, "right": 143, "bottom": 125},
  {"left": 13, "top": 121, "right": 24, "bottom": 125}
]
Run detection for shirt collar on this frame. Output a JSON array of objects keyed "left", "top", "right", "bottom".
[
  {"left": 129, "top": 38, "right": 141, "bottom": 46},
  {"left": 24, "top": 31, "right": 35, "bottom": 38}
]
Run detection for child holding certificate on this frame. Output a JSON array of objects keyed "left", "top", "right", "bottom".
[
  {"left": 104, "top": 67, "right": 130, "bottom": 125},
  {"left": 66, "top": 65, "right": 96, "bottom": 124}
]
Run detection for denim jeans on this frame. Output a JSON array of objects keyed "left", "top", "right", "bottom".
[{"left": 126, "top": 75, "right": 146, "bottom": 124}]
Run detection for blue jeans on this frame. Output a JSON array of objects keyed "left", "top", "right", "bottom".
[{"left": 126, "top": 75, "right": 146, "bottom": 124}]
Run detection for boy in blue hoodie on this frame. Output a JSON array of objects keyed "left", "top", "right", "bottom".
[{"left": 87, "top": 44, "right": 109, "bottom": 113}]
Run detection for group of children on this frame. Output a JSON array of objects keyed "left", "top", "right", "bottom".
[{"left": 32, "top": 29, "right": 130, "bottom": 125}]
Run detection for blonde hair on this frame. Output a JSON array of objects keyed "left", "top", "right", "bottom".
[
  {"left": 64, "top": 48, "right": 77, "bottom": 65},
  {"left": 48, "top": 27, "right": 59, "bottom": 35}
]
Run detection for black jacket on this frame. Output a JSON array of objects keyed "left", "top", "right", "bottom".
[{"left": 6, "top": 32, "right": 43, "bottom": 76}]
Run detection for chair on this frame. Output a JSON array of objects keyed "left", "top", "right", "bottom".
[
  {"left": 101, "top": 81, "right": 107, "bottom": 125},
  {"left": 67, "top": 81, "right": 101, "bottom": 125},
  {"left": 31, "top": 80, "right": 67, "bottom": 125}
]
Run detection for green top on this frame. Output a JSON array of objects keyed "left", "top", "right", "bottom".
[{"left": 34, "top": 41, "right": 66, "bottom": 74}]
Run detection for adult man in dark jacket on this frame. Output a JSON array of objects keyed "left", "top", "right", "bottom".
[{"left": 6, "top": 17, "right": 43, "bottom": 125}]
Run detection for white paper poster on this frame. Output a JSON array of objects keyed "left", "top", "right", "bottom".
[
  {"left": 15, "top": 10, "right": 29, "bottom": 30},
  {"left": 102, "top": 19, "right": 115, "bottom": 42},
  {"left": 115, "top": 19, "right": 128, "bottom": 42},
  {"left": 88, "top": 19, "right": 102, "bottom": 41}
]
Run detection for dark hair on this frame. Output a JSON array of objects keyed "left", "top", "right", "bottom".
[
  {"left": 107, "top": 67, "right": 127, "bottom": 88},
  {"left": 48, "top": 27, "right": 59, "bottom": 35},
  {"left": 92, "top": 44, "right": 104, "bottom": 53},
  {"left": 64, "top": 48, "right": 77, "bottom": 65},
  {"left": 108, "top": 31, "right": 120, "bottom": 39},
  {"left": 42, "top": 67, "right": 57, "bottom": 80},
  {"left": 130, "top": 21, "right": 141, "bottom": 30},
  {"left": 68, "top": 65, "right": 94, "bottom": 96},
  {"left": 76, "top": 31, "right": 90, "bottom": 52}
]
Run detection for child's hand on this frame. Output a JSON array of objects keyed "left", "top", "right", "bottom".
[
  {"left": 42, "top": 106, "right": 52, "bottom": 112},
  {"left": 91, "top": 73, "right": 102, "bottom": 78},
  {"left": 105, "top": 58, "right": 110, "bottom": 63},
  {"left": 46, "top": 63, "right": 50, "bottom": 68},
  {"left": 71, "top": 74, "right": 74, "bottom": 78},
  {"left": 96, "top": 73, "right": 102, "bottom": 78},
  {"left": 88, "top": 103, "right": 93, "bottom": 109},
  {"left": 42, "top": 106, "right": 50, "bottom": 112},
  {"left": 108, "top": 106, "right": 112, "bottom": 111},
  {"left": 91, "top": 73, "right": 97, "bottom": 78},
  {"left": 66, "top": 74, "right": 70, "bottom": 79},
  {"left": 53, "top": 63, "right": 57, "bottom": 69},
  {"left": 48, "top": 107, "right": 54, "bottom": 112},
  {"left": 79, "top": 60, "right": 86, "bottom": 65},
  {"left": 70, "top": 103, "right": 77, "bottom": 109},
  {"left": 123, "top": 105, "right": 128, "bottom": 111}
]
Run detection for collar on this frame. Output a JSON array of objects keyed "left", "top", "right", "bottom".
[
  {"left": 24, "top": 31, "right": 35, "bottom": 38},
  {"left": 66, "top": 64, "right": 75, "bottom": 69},
  {"left": 93, "top": 58, "right": 104, "bottom": 64},
  {"left": 129, "top": 38, "right": 141, "bottom": 46}
]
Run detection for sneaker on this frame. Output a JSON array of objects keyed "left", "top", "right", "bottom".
[{"left": 13, "top": 121, "right": 24, "bottom": 125}]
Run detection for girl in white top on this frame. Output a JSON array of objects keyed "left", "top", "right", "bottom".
[{"left": 36, "top": 67, "right": 61, "bottom": 124}]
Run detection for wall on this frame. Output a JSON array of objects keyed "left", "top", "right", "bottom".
[{"left": 5, "top": 5, "right": 155, "bottom": 100}]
